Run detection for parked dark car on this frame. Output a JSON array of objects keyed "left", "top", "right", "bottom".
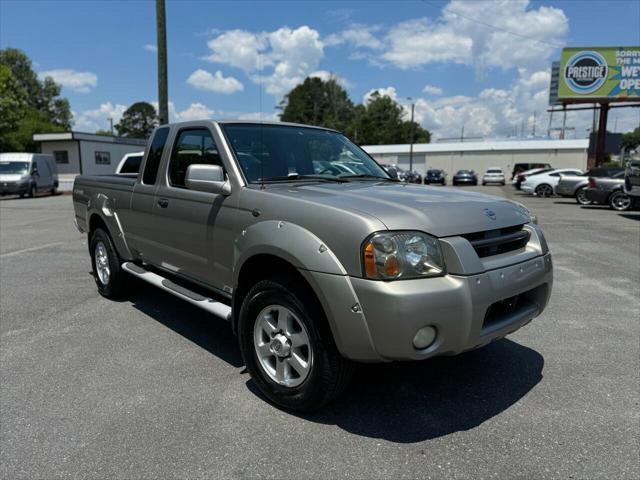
[
  {"left": 584, "top": 172, "right": 633, "bottom": 211},
  {"left": 381, "top": 164, "right": 422, "bottom": 184},
  {"left": 425, "top": 169, "right": 447, "bottom": 185},
  {"left": 452, "top": 170, "right": 478, "bottom": 186},
  {"left": 400, "top": 168, "right": 423, "bottom": 184},
  {"left": 555, "top": 167, "right": 625, "bottom": 205},
  {"left": 511, "top": 162, "right": 552, "bottom": 180}
]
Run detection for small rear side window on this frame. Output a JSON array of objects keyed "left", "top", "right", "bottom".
[
  {"left": 120, "top": 155, "right": 143, "bottom": 174},
  {"left": 142, "top": 127, "right": 170, "bottom": 185}
]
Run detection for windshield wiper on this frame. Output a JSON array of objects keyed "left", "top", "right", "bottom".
[
  {"left": 340, "top": 174, "right": 398, "bottom": 182},
  {"left": 259, "top": 174, "right": 350, "bottom": 183}
]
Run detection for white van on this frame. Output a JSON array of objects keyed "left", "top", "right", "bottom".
[{"left": 0, "top": 153, "right": 59, "bottom": 198}]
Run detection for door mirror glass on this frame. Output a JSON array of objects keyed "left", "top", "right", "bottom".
[{"left": 185, "top": 164, "right": 231, "bottom": 195}]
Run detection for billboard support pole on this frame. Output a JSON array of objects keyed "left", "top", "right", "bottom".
[
  {"left": 595, "top": 103, "right": 610, "bottom": 168},
  {"left": 561, "top": 105, "right": 567, "bottom": 139}
]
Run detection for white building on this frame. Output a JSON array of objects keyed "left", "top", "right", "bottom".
[
  {"left": 362, "top": 139, "right": 590, "bottom": 177},
  {"left": 33, "top": 132, "right": 146, "bottom": 176}
]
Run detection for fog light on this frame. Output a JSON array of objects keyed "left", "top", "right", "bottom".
[{"left": 413, "top": 326, "right": 437, "bottom": 350}]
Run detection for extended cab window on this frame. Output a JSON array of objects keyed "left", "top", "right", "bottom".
[
  {"left": 142, "top": 127, "right": 170, "bottom": 185},
  {"left": 169, "top": 128, "right": 222, "bottom": 188}
]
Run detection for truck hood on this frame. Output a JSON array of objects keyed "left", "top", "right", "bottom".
[{"left": 267, "top": 182, "right": 531, "bottom": 237}]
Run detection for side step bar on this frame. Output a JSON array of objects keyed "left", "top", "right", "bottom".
[{"left": 122, "top": 262, "right": 232, "bottom": 321}]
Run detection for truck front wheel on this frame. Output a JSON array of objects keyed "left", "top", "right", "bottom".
[
  {"left": 238, "top": 277, "right": 353, "bottom": 411},
  {"left": 90, "top": 228, "right": 128, "bottom": 299}
]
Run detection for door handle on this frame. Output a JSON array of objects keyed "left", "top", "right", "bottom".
[{"left": 157, "top": 198, "right": 169, "bottom": 208}]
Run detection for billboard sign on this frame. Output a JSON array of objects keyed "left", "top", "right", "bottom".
[{"left": 558, "top": 47, "right": 640, "bottom": 101}]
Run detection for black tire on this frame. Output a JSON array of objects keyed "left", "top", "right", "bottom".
[
  {"left": 535, "top": 183, "right": 553, "bottom": 197},
  {"left": 238, "top": 276, "right": 354, "bottom": 411},
  {"left": 575, "top": 187, "right": 592, "bottom": 205},
  {"left": 442, "top": 180, "right": 446, "bottom": 185},
  {"left": 28, "top": 184, "right": 36, "bottom": 198},
  {"left": 609, "top": 191, "right": 632, "bottom": 211},
  {"left": 89, "top": 228, "right": 128, "bottom": 299}
]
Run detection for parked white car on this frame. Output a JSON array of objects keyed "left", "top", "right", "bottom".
[
  {"left": 0, "top": 153, "right": 59, "bottom": 198},
  {"left": 115, "top": 152, "right": 144, "bottom": 175},
  {"left": 521, "top": 168, "right": 583, "bottom": 197},
  {"left": 482, "top": 167, "right": 505, "bottom": 185}
]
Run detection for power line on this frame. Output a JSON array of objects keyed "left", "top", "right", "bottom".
[{"left": 420, "top": 0, "right": 564, "bottom": 49}]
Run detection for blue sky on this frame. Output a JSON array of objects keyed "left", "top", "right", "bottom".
[{"left": 1, "top": 0, "right": 639, "bottom": 138}]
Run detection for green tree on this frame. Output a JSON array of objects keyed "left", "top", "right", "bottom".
[
  {"left": 621, "top": 127, "right": 640, "bottom": 151},
  {"left": 279, "top": 76, "right": 355, "bottom": 134},
  {"left": 2, "top": 109, "right": 64, "bottom": 152},
  {"left": 353, "top": 91, "right": 430, "bottom": 145},
  {"left": 0, "top": 65, "right": 27, "bottom": 149},
  {"left": 0, "top": 48, "right": 72, "bottom": 129},
  {"left": 115, "top": 102, "right": 158, "bottom": 138}
]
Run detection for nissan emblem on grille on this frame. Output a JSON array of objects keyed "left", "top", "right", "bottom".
[{"left": 484, "top": 208, "right": 497, "bottom": 220}]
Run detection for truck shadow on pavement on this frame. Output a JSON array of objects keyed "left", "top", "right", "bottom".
[
  {"left": 284, "top": 339, "right": 544, "bottom": 443},
  {"left": 129, "top": 281, "right": 244, "bottom": 368},
  {"left": 128, "top": 281, "right": 543, "bottom": 443}
]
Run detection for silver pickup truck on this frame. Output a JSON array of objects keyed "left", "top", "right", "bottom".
[{"left": 73, "top": 120, "right": 553, "bottom": 410}]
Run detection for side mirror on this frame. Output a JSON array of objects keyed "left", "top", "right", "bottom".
[{"left": 185, "top": 164, "right": 231, "bottom": 195}]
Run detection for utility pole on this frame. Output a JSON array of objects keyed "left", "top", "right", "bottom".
[
  {"left": 547, "top": 110, "right": 553, "bottom": 137},
  {"left": 156, "top": 0, "right": 169, "bottom": 125},
  {"left": 407, "top": 98, "right": 415, "bottom": 172},
  {"left": 460, "top": 125, "right": 464, "bottom": 143},
  {"left": 561, "top": 106, "right": 567, "bottom": 139},
  {"left": 108, "top": 117, "right": 114, "bottom": 136}
]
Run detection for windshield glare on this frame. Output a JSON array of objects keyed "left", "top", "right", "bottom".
[
  {"left": 0, "top": 162, "right": 29, "bottom": 174},
  {"left": 221, "top": 124, "right": 390, "bottom": 183}
]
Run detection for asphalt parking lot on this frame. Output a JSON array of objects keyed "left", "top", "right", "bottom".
[{"left": 1, "top": 187, "right": 638, "bottom": 479}]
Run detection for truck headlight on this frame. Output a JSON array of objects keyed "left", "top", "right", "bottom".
[{"left": 363, "top": 231, "right": 445, "bottom": 280}]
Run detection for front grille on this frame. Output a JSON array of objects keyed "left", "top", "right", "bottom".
[{"left": 461, "top": 224, "right": 530, "bottom": 258}]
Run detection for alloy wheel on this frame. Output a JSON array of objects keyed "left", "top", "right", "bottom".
[
  {"left": 94, "top": 241, "right": 110, "bottom": 285},
  {"left": 253, "top": 305, "right": 312, "bottom": 388}
]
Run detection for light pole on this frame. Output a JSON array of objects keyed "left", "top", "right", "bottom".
[{"left": 407, "top": 97, "right": 415, "bottom": 172}]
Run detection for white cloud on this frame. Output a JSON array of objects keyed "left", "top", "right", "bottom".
[
  {"left": 400, "top": 67, "right": 560, "bottom": 140},
  {"left": 40, "top": 69, "right": 97, "bottom": 93},
  {"left": 205, "top": 29, "right": 269, "bottom": 71},
  {"left": 204, "top": 25, "right": 324, "bottom": 98},
  {"left": 363, "top": 86, "right": 398, "bottom": 104},
  {"left": 342, "top": 0, "right": 567, "bottom": 72},
  {"left": 325, "top": 25, "right": 383, "bottom": 50},
  {"left": 175, "top": 102, "right": 215, "bottom": 121},
  {"left": 186, "top": 69, "right": 244, "bottom": 94},
  {"left": 423, "top": 85, "right": 443, "bottom": 96},
  {"left": 144, "top": 44, "right": 157, "bottom": 52},
  {"left": 74, "top": 102, "right": 127, "bottom": 132}
]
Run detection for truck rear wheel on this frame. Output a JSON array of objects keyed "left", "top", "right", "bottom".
[
  {"left": 90, "top": 228, "right": 128, "bottom": 299},
  {"left": 238, "top": 277, "right": 353, "bottom": 411}
]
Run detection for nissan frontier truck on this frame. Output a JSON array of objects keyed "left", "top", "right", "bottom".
[{"left": 72, "top": 121, "right": 553, "bottom": 411}]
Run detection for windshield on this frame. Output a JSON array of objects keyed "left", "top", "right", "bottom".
[
  {"left": 0, "top": 162, "right": 29, "bottom": 174},
  {"left": 486, "top": 169, "right": 502, "bottom": 174},
  {"left": 221, "top": 124, "right": 390, "bottom": 183},
  {"left": 457, "top": 170, "right": 473, "bottom": 175}
]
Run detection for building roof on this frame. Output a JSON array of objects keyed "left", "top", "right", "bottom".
[
  {"left": 362, "top": 138, "right": 590, "bottom": 155},
  {"left": 33, "top": 131, "right": 146, "bottom": 145}
]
